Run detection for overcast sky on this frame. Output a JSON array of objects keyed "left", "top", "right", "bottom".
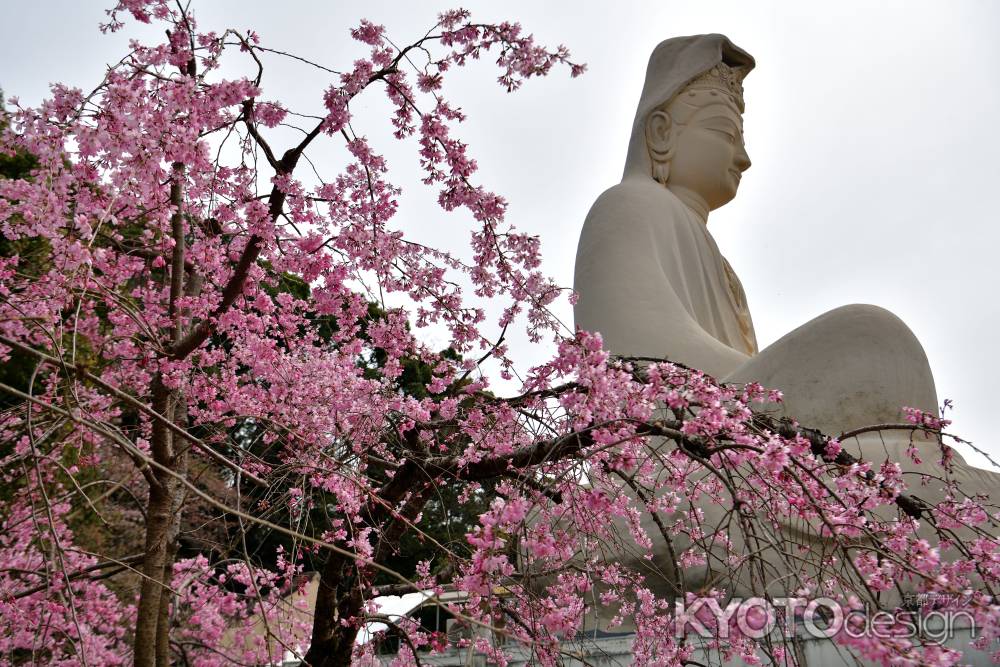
[{"left": 3, "top": 1, "right": 999, "bottom": 467}]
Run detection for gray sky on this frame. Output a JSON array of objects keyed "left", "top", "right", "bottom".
[{"left": 3, "top": 1, "right": 999, "bottom": 467}]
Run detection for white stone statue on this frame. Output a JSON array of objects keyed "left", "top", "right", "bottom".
[{"left": 573, "top": 34, "right": 998, "bottom": 604}]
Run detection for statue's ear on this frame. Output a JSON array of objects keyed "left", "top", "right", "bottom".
[{"left": 645, "top": 110, "right": 675, "bottom": 184}]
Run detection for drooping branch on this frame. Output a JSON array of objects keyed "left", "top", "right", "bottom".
[
  {"left": 0, "top": 334, "right": 266, "bottom": 486},
  {"left": 426, "top": 430, "right": 592, "bottom": 481}
]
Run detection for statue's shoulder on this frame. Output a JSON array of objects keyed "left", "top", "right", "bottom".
[{"left": 581, "top": 179, "right": 688, "bottom": 241}]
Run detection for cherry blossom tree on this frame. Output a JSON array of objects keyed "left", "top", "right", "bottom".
[{"left": 1, "top": 2, "right": 999, "bottom": 666}]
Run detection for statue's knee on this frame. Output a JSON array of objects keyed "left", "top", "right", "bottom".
[
  {"left": 825, "top": 303, "right": 905, "bottom": 330},
  {"left": 821, "top": 303, "right": 937, "bottom": 412},
  {"left": 822, "top": 304, "right": 925, "bottom": 359}
]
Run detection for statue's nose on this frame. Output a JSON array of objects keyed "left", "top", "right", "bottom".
[{"left": 735, "top": 144, "right": 751, "bottom": 172}]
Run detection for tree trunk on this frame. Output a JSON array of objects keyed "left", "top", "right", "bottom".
[
  {"left": 303, "top": 554, "right": 363, "bottom": 667},
  {"left": 136, "top": 162, "right": 190, "bottom": 666},
  {"left": 134, "top": 483, "right": 172, "bottom": 666},
  {"left": 304, "top": 485, "right": 432, "bottom": 666},
  {"left": 156, "top": 401, "right": 189, "bottom": 667},
  {"left": 134, "top": 380, "right": 175, "bottom": 667}
]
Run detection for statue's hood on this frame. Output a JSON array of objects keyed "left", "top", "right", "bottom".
[{"left": 623, "top": 34, "right": 755, "bottom": 179}]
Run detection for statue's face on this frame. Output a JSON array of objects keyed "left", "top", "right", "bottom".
[{"left": 658, "top": 90, "right": 751, "bottom": 210}]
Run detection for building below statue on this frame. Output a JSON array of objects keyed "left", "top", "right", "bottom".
[{"left": 372, "top": 627, "right": 993, "bottom": 667}]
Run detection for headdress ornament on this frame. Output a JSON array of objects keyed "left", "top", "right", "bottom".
[{"left": 683, "top": 62, "right": 748, "bottom": 110}]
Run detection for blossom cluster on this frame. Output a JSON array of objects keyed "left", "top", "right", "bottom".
[{"left": 0, "top": 2, "right": 997, "bottom": 666}]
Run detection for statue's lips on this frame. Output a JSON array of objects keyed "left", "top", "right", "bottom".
[{"left": 729, "top": 168, "right": 742, "bottom": 181}]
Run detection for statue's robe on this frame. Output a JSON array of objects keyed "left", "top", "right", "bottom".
[
  {"left": 575, "top": 178, "right": 756, "bottom": 378},
  {"left": 573, "top": 176, "right": 999, "bottom": 611}
]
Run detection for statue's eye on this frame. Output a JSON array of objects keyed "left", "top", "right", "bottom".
[
  {"left": 707, "top": 127, "right": 737, "bottom": 143},
  {"left": 699, "top": 117, "right": 739, "bottom": 141}
]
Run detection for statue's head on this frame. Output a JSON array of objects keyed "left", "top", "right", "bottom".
[{"left": 624, "top": 35, "right": 755, "bottom": 213}]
